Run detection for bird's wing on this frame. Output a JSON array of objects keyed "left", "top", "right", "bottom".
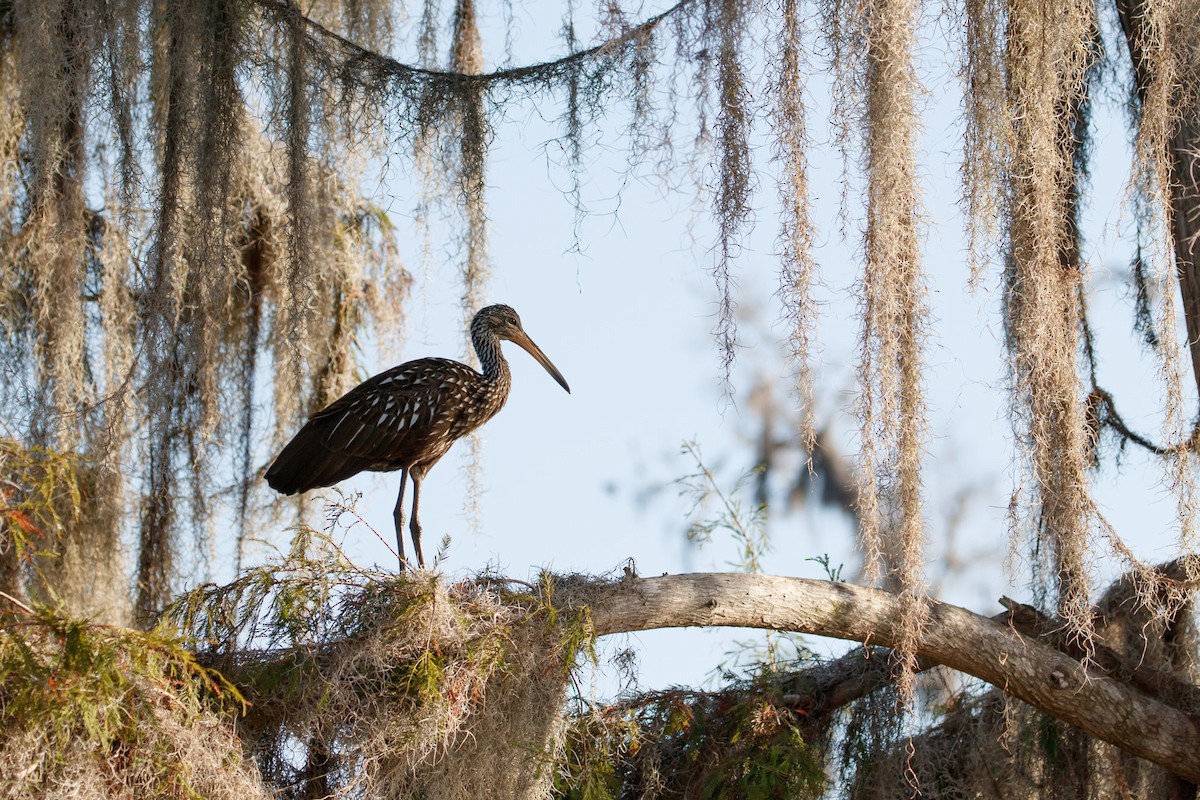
[{"left": 309, "top": 358, "right": 472, "bottom": 461}]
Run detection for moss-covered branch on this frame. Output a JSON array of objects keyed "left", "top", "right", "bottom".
[
  {"left": 254, "top": 0, "right": 694, "bottom": 86},
  {"left": 176, "top": 564, "right": 1200, "bottom": 786},
  {"left": 6, "top": 561, "right": 1199, "bottom": 796}
]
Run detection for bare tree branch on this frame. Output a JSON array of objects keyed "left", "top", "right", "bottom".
[{"left": 577, "top": 573, "right": 1200, "bottom": 783}]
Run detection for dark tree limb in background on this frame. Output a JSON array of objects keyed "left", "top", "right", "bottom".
[
  {"left": 1116, "top": 0, "right": 1200, "bottom": 400},
  {"left": 573, "top": 573, "right": 1200, "bottom": 783}
]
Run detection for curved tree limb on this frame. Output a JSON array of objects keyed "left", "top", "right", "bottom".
[
  {"left": 254, "top": 0, "right": 693, "bottom": 85},
  {"left": 575, "top": 573, "right": 1200, "bottom": 783}
]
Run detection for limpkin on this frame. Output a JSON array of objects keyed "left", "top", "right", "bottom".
[{"left": 265, "top": 304, "right": 570, "bottom": 568}]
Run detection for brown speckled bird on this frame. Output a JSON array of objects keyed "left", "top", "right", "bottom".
[{"left": 265, "top": 304, "right": 570, "bottom": 568}]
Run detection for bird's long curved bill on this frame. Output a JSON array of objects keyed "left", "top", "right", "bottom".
[{"left": 510, "top": 330, "right": 571, "bottom": 393}]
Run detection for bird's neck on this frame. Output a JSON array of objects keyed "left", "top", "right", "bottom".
[{"left": 473, "top": 330, "right": 510, "bottom": 385}]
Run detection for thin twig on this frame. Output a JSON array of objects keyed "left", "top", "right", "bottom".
[{"left": 0, "top": 590, "right": 35, "bottom": 615}]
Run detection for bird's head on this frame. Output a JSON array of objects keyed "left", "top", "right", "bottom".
[
  {"left": 473, "top": 304, "right": 571, "bottom": 393},
  {"left": 472, "top": 304, "right": 526, "bottom": 340}
]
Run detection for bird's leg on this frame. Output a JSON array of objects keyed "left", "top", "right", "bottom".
[
  {"left": 393, "top": 470, "right": 409, "bottom": 571},
  {"left": 409, "top": 475, "right": 426, "bottom": 568}
]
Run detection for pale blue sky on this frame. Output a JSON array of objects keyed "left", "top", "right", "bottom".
[{"left": 237, "top": 2, "right": 1189, "bottom": 692}]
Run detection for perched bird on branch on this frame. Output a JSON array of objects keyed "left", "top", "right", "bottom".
[{"left": 265, "top": 304, "right": 570, "bottom": 568}]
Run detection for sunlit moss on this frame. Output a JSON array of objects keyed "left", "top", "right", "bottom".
[
  {"left": 0, "top": 605, "right": 261, "bottom": 799},
  {"left": 167, "top": 535, "right": 598, "bottom": 798}
]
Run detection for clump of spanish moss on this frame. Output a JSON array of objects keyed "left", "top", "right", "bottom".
[
  {"left": 0, "top": 601, "right": 263, "bottom": 800},
  {"left": 998, "top": 0, "right": 1099, "bottom": 636},
  {"left": 169, "top": 531, "right": 596, "bottom": 799},
  {"left": 819, "top": 0, "right": 930, "bottom": 700},
  {"left": 959, "top": 0, "right": 1009, "bottom": 283},
  {"left": 1119, "top": 0, "right": 1200, "bottom": 566},
  {"left": 769, "top": 0, "right": 819, "bottom": 461},
  {"left": 850, "top": 690, "right": 1196, "bottom": 800}
]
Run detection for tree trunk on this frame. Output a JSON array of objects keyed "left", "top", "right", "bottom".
[{"left": 1116, "top": 0, "right": 1200, "bottom": 398}]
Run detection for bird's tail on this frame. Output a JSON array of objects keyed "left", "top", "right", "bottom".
[{"left": 265, "top": 426, "right": 374, "bottom": 495}]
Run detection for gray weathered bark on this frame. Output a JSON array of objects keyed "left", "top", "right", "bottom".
[{"left": 575, "top": 573, "right": 1200, "bottom": 783}]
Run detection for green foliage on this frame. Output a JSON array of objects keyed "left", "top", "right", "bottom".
[
  {"left": 0, "top": 440, "right": 85, "bottom": 574},
  {"left": 806, "top": 553, "right": 845, "bottom": 583},
  {"left": 556, "top": 682, "right": 827, "bottom": 799},
  {"left": 0, "top": 439, "right": 127, "bottom": 625},
  {"left": 556, "top": 714, "right": 625, "bottom": 800},
  {"left": 678, "top": 442, "right": 816, "bottom": 673},
  {"left": 0, "top": 604, "right": 253, "bottom": 798},
  {"left": 678, "top": 440, "right": 770, "bottom": 574},
  {"left": 395, "top": 648, "right": 448, "bottom": 701},
  {"left": 533, "top": 570, "right": 600, "bottom": 671}
]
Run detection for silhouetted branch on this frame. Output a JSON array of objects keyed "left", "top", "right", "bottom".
[{"left": 254, "top": 0, "right": 695, "bottom": 86}]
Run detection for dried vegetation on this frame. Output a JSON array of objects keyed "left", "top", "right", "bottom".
[
  {"left": 2, "top": 531, "right": 602, "bottom": 799},
  {"left": 168, "top": 534, "right": 597, "bottom": 799},
  {"left": 849, "top": 561, "right": 1200, "bottom": 799},
  {"left": 0, "top": 599, "right": 264, "bottom": 800}
]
